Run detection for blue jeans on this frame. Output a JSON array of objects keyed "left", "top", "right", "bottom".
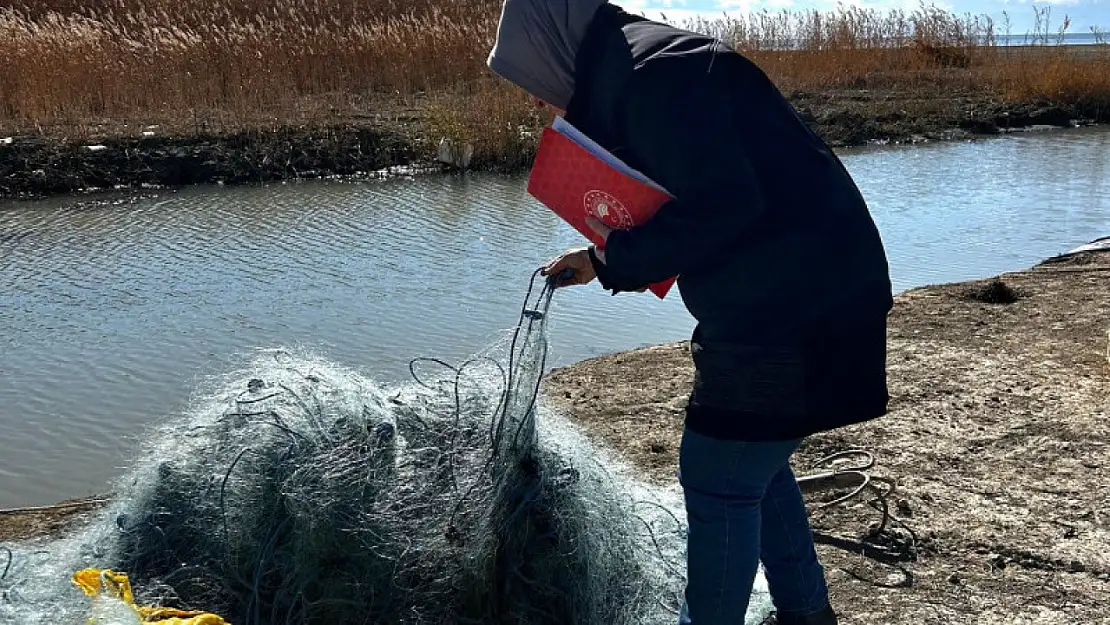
[{"left": 677, "top": 428, "right": 829, "bottom": 624}]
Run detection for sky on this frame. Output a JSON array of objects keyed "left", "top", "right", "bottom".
[{"left": 611, "top": 0, "right": 1107, "bottom": 35}]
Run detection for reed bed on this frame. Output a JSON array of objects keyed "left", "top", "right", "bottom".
[
  {"left": 709, "top": 6, "right": 1110, "bottom": 103},
  {"left": 0, "top": 0, "right": 1106, "bottom": 167},
  {"left": 0, "top": 0, "right": 502, "bottom": 125}
]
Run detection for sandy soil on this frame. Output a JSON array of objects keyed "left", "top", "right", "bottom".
[
  {"left": 542, "top": 249, "right": 1110, "bottom": 624},
  {"left": 2, "top": 250, "right": 1107, "bottom": 624},
  {"left": 0, "top": 496, "right": 110, "bottom": 543}
]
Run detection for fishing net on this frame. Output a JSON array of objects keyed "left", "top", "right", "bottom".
[{"left": 0, "top": 270, "right": 773, "bottom": 625}]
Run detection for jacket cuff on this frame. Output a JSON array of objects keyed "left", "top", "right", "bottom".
[{"left": 588, "top": 246, "right": 617, "bottom": 292}]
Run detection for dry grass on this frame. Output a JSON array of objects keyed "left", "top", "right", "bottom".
[
  {"left": 693, "top": 5, "right": 1110, "bottom": 106},
  {"left": 0, "top": 0, "right": 502, "bottom": 129},
  {"left": 0, "top": 1, "right": 1106, "bottom": 162},
  {"left": 423, "top": 79, "right": 549, "bottom": 169}
]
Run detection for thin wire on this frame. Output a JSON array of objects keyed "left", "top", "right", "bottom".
[
  {"left": 489, "top": 268, "right": 551, "bottom": 459},
  {"left": 221, "top": 447, "right": 252, "bottom": 554},
  {"left": 438, "top": 267, "right": 559, "bottom": 531},
  {"left": 0, "top": 546, "right": 11, "bottom": 582},
  {"left": 631, "top": 513, "right": 685, "bottom": 579},
  {"left": 634, "top": 499, "right": 685, "bottom": 532},
  {"left": 804, "top": 453, "right": 916, "bottom": 565},
  {"left": 505, "top": 269, "right": 558, "bottom": 454}
]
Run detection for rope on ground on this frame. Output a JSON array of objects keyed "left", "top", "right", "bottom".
[{"left": 800, "top": 450, "right": 918, "bottom": 566}]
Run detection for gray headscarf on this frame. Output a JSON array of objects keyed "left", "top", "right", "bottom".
[{"left": 487, "top": 0, "right": 607, "bottom": 111}]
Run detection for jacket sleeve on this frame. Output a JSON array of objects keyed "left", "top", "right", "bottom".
[{"left": 592, "top": 68, "right": 767, "bottom": 293}]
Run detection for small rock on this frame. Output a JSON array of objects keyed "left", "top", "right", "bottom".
[
  {"left": 85, "top": 144, "right": 108, "bottom": 152},
  {"left": 649, "top": 442, "right": 667, "bottom": 454},
  {"left": 436, "top": 137, "right": 474, "bottom": 169},
  {"left": 0, "top": 137, "right": 12, "bottom": 145},
  {"left": 666, "top": 395, "right": 688, "bottom": 413},
  {"left": 963, "top": 278, "right": 1020, "bottom": 304},
  {"left": 1068, "top": 560, "right": 1086, "bottom": 573},
  {"left": 897, "top": 499, "right": 913, "bottom": 517},
  {"left": 948, "top": 573, "right": 961, "bottom": 585}
]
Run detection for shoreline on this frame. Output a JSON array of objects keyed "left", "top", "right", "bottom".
[
  {"left": 542, "top": 243, "right": 1110, "bottom": 624},
  {"left": 2, "top": 89, "right": 1104, "bottom": 201}
]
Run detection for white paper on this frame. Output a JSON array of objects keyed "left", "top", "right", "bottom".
[{"left": 551, "top": 116, "right": 670, "bottom": 195}]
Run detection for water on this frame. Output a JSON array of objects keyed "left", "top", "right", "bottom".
[
  {"left": 2, "top": 126, "right": 1109, "bottom": 508},
  {"left": 998, "top": 33, "right": 1105, "bottom": 46}
]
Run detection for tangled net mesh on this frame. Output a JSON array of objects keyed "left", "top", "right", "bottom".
[{"left": 0, "top": 271, "right": 772, "bottom": 625}]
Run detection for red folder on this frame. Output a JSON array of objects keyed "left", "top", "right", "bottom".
[{"left": 527, "top": 117, "right": 677, "bottom": 299}]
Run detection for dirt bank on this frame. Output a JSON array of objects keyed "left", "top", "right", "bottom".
[
  {"left": 543, "top": 248, "right": 1110, "bottom": 624},
  {"left": 2, "top": 250, "right": 1108, "bottom": 624},
  {"left": 1, "top": 88, "right": 1103, "bottom": 201},
  {"left": 0, "top": 124, "right": 421, "bottom": 201},
  {"left": 788, "top": 88, "right": 1102, "bottom": 148}
]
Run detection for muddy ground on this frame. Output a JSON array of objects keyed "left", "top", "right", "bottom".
[
  {"left": 543, "top": 249, "right": 1110, "bottom": 624},
  {"left": 1, "top": 88, "right": 1103, "bottom": 200},
  {"left": 3, "top": 250, "right": 1106, "bottom": 623},
  {"left": 0, "top": 496, "right": 110, "bottom": 543},
  {"left": 0, "top": 125, "right": 421, "bottom": 200}
]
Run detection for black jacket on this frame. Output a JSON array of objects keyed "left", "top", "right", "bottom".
[{"left": 564, "top": 5, "right": 894, "bottom": 441}]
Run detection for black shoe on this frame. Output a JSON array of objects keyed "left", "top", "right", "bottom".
[{"left": 770, "top": 604, "right": 838, "bottom": 625}]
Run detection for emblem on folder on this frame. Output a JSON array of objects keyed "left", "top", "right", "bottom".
[{"left": 583, "top": 190, "right": 634, "bottom": 229}]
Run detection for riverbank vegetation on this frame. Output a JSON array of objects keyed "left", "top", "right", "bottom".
[{"left": 1, "top": 0, "right": 1107, "bottom": 196}]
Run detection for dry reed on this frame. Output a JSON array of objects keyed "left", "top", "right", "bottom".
[{"left": 0, "top": 1, "right": 1106, "bottom": 163}]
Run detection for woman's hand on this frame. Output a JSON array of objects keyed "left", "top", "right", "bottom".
[
  {"left": 540, "top": 217, "right": 646, "bottom": 292},
  {"left": 540, "top": 217, "right": 613, "bottom": 287},
  {"left": 541, "top": 248, "right": 596, "bottom": 287}
]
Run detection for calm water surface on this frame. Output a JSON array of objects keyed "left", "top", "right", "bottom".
[{"left": 2, "top": 126, "right": 1109, "bottom": 507}]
